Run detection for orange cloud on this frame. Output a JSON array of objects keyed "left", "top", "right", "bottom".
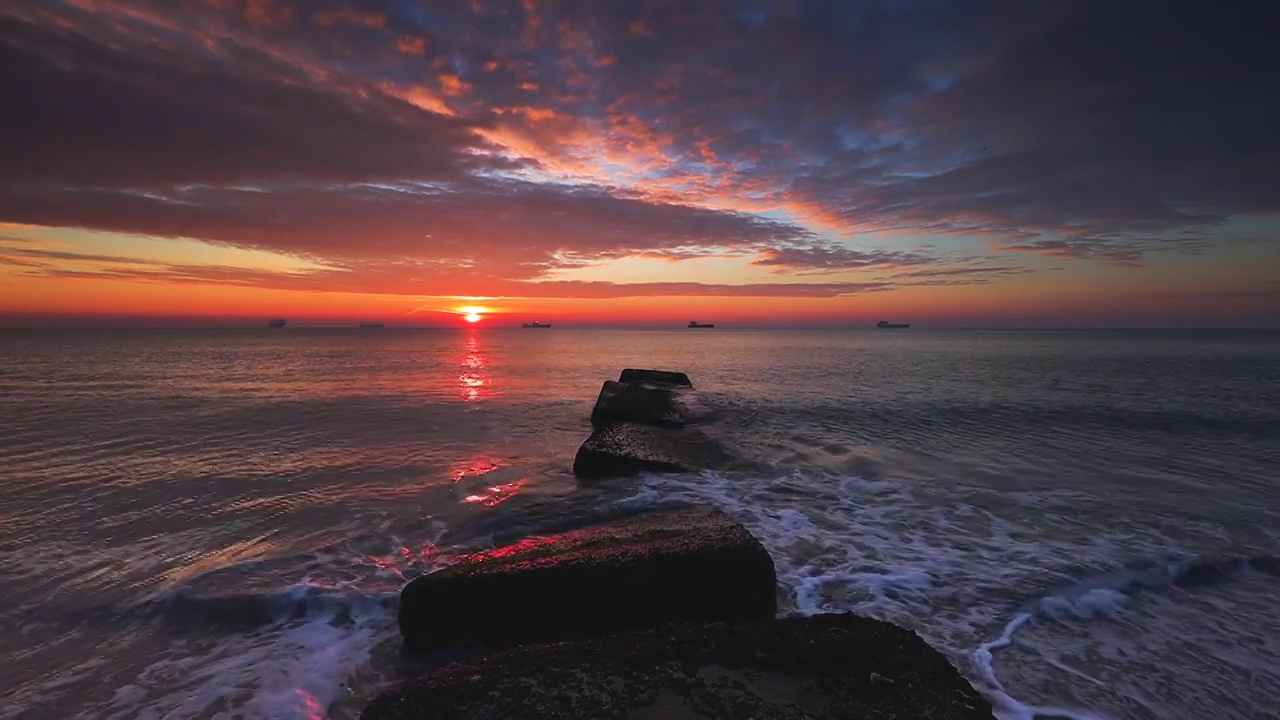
[
  {"left": 440, "top": 74, "right": 473, "bottom": 97},
  {"left": 395, "top": 35, "right": 428, "bottom": 56},
  {"left": 379, "top": 82, "right": 454, "bottom": 116}
]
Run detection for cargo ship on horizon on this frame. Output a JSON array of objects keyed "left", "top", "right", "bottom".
[
  {"left": 688, "top": 321, "right": 715, "bottom": 328},
  {"left": 877, "top": 320, "right": 910, "bottom": 328},
  {"left": 521, "top": 321, "right": 551, "bottom": 328}
]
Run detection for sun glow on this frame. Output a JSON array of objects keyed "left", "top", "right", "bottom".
[{"left": 458, "top": 305, "right": 488, "bottom": 323}]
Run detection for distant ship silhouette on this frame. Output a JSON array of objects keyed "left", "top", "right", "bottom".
[
  {"left": 521, "top": 321, "right": 551, "bottom": 328},
  {"left": 877, "top": 320, "right": 910, "bottom": 328},
  {"left": 688, "top": 321, "right": 714, "bottom": 328},
  {"left": 267, "top": 319, "right": 286, "bottom": 328}
]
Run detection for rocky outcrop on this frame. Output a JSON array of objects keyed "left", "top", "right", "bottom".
[
  {"left": 573, "top": 422, "right": 732, "bottom": 478},
  {"left": 590, "top": 379, "right": 686, "bottom": 428},
  {"left": 618, "top": 368, "right": 693, "bottom": 387},
  {"left": 398, "top": 507, "right": 777, "bottom": 651},
  {"left": 364, "top": 613, "right": 996, "bottom": 720},
  {"left": 574, "top": 369, "right": 724, "bottom": 480}
]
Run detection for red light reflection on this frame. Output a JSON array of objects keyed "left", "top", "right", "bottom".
[
  {"left": 450, "top": 460, "right": 500, "bottom": 483},
  {"left": 297, "top": 689, "right": 324, "bottom": 720},
  {"left": 460, "top": 479, "right": 529, "bottom": 507},
  {"left": 362, "top": 542, "right": 456, "bottom": 580},
  {"left": 457, "top": 331, "right": 489, "bottom": 402}
]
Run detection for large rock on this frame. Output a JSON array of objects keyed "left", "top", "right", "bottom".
[
  {"left": 572, "top": 422, "right": 735, "bottom": 479},
  {"left": 398, "top": 507, "right": 777, "bottom": 651},
  {"left": 590, "top": 380, "right": 685, "bottom": 428},
  {"left": 363, "top": 613, "right": 996, "bottom": 720},
  {"left": 618, "top": 368, "right": 692, "bottom": 387}
]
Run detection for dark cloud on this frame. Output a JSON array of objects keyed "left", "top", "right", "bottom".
[
  {"left": 892, "top": 266, "right": 1028, "bottom": 279},
  {"left": 0, "top": 244, "right": 161, "bottom": 266},
  {"left": 0, "top": 14, "right": 499, "bottom": 188},
  {"left": 752, "top": 246, "right": 933, "bottom": 274}
]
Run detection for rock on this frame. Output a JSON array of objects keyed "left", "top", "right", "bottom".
[
  {"left": 574, "top": 369, "right": 731, "bottom": 480},
  {"left": 398, "top": 507, "right": 778, "bottom": 651},
  {"left": 590, "top": 380, "right": 685, "bottom": 428},
  {"left": 363, "top": 613, "right": 996, "bottom": 720},
  {"left": 618, "top": 368, "right": 693, "bottom": 387},
  {"left": 572, "top": 422, "right": 735, "bottom": 479}
]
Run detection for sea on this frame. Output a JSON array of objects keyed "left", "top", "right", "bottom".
[{"left": 1, "top": 328, "right": 1277, "bottom": 720}]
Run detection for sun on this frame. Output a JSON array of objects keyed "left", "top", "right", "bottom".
[{"left": 457, "top": 305, "right": 488, "bottom": 323}]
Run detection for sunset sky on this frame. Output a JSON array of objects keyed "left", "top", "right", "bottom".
[{"left": 1, "top": 0, "right": 1277, "bottom": 327}]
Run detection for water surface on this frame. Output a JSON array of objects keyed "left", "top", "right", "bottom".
[{"left": 1, "top": 328, "right": 1277, "bottom": 719}]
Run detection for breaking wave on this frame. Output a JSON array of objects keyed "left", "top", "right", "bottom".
[{"left": 618, "top": 469, "right": 1280, "bottom": 720}]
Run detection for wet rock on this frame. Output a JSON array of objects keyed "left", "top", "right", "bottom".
[
  {"left": 364, "top": 613, "right": 995, "bottom": 720},
  {"left": 618, "top": 368, "right": 693, "bottom": 387},
  {"left": 574, "top": 370, "right": 731, "bottom": 479},
  {"left": 572, "top": 422, "right": 735, "bottom": 479},
  {"left": 590, "top": 380, "right": 685, "bottom": 428},
  {"left": 398, "top": 507, "right": 777, "bottom": 651}
]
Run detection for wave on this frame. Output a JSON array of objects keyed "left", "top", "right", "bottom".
[
  {"left": 1027, "top": 555, "right": 1278, "bottom": 618},
  {"left": 129, "top": 582, "right": 399, "bottom": 632},
  {"left": 98, "top": 581, "right": 400, "bottom": 720},
  {"left": 975, "top": 554, "right": 1279, "bottom": 720},
  {"left": 616, "top": 469, "right": 1280, "bottom": 720}
]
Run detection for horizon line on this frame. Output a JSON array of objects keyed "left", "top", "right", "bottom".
[{"left": 2, "top": 325, "right": 1277, "bottom": 332}]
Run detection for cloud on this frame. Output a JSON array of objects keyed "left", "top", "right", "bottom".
[
  {"left": 0, "top": 14, "right": 499, "bottom": 188},
  {"left": 1, "top": 0, "right": 1276, "bottom": 312},
  {"left": 0, "top": 182, "right": 813, "bottom": 276},
  {"left": 752, "top": 246, "right": 933, "bottom": 274},
  {"left": 8, "top": 250, "right": 889, "bottom": 299}
]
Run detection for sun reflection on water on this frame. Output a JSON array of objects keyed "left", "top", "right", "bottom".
[{"left": 457, "top": 331, "right": 488, "bottom": 402}]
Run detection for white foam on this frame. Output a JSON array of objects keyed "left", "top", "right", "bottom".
[
  {"left": 1038, "top": 588, "right": 1130, "bottom": 621},
  {"left": 88, "top": 529, "right": 458, "bottom": 720},
  {"left": 95, "top": 581, "right": 397, "bottom": 720},
  {"left": 618, "top": 469, "right": 1277, "bottom": 720}
]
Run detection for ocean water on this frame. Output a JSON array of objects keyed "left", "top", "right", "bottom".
[{"left": 1, "top": 328, "right": 1277, "bottom": 720}]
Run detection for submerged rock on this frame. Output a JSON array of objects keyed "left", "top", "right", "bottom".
[
  {"left": 398, "top": 507, "right": 777, "bottom": 651},
  {"left": 590, "top": 379, "right": 685, "bottom": 428},
  {"left": 618, "top": 368, "right": 693, "bottom": 387},
  {"left": 363, "top": 613, "right": 995, "bottom": 720},
  {"left": 572, "top": 422, "right": 735, "bottom": 479}
]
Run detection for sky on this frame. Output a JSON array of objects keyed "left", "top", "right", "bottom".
[{"left": 1, "top": 0, "right": 1277, "bottom": 328}]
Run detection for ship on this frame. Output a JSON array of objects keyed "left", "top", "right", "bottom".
[
  {"left": 359, "top": 321, "right": 385, "bottom": 328},
  {"left": 521, "top": 321, "right": 551, "bottom": 328},
  {"left": 688, "top": 321, "right": 715, "bottom": 328},
  {"left": 267, "top": 319, "right": 286, "bottom": 328},
  {"left": 876, "top": 320, "right": 910, "bottom": 328}
]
